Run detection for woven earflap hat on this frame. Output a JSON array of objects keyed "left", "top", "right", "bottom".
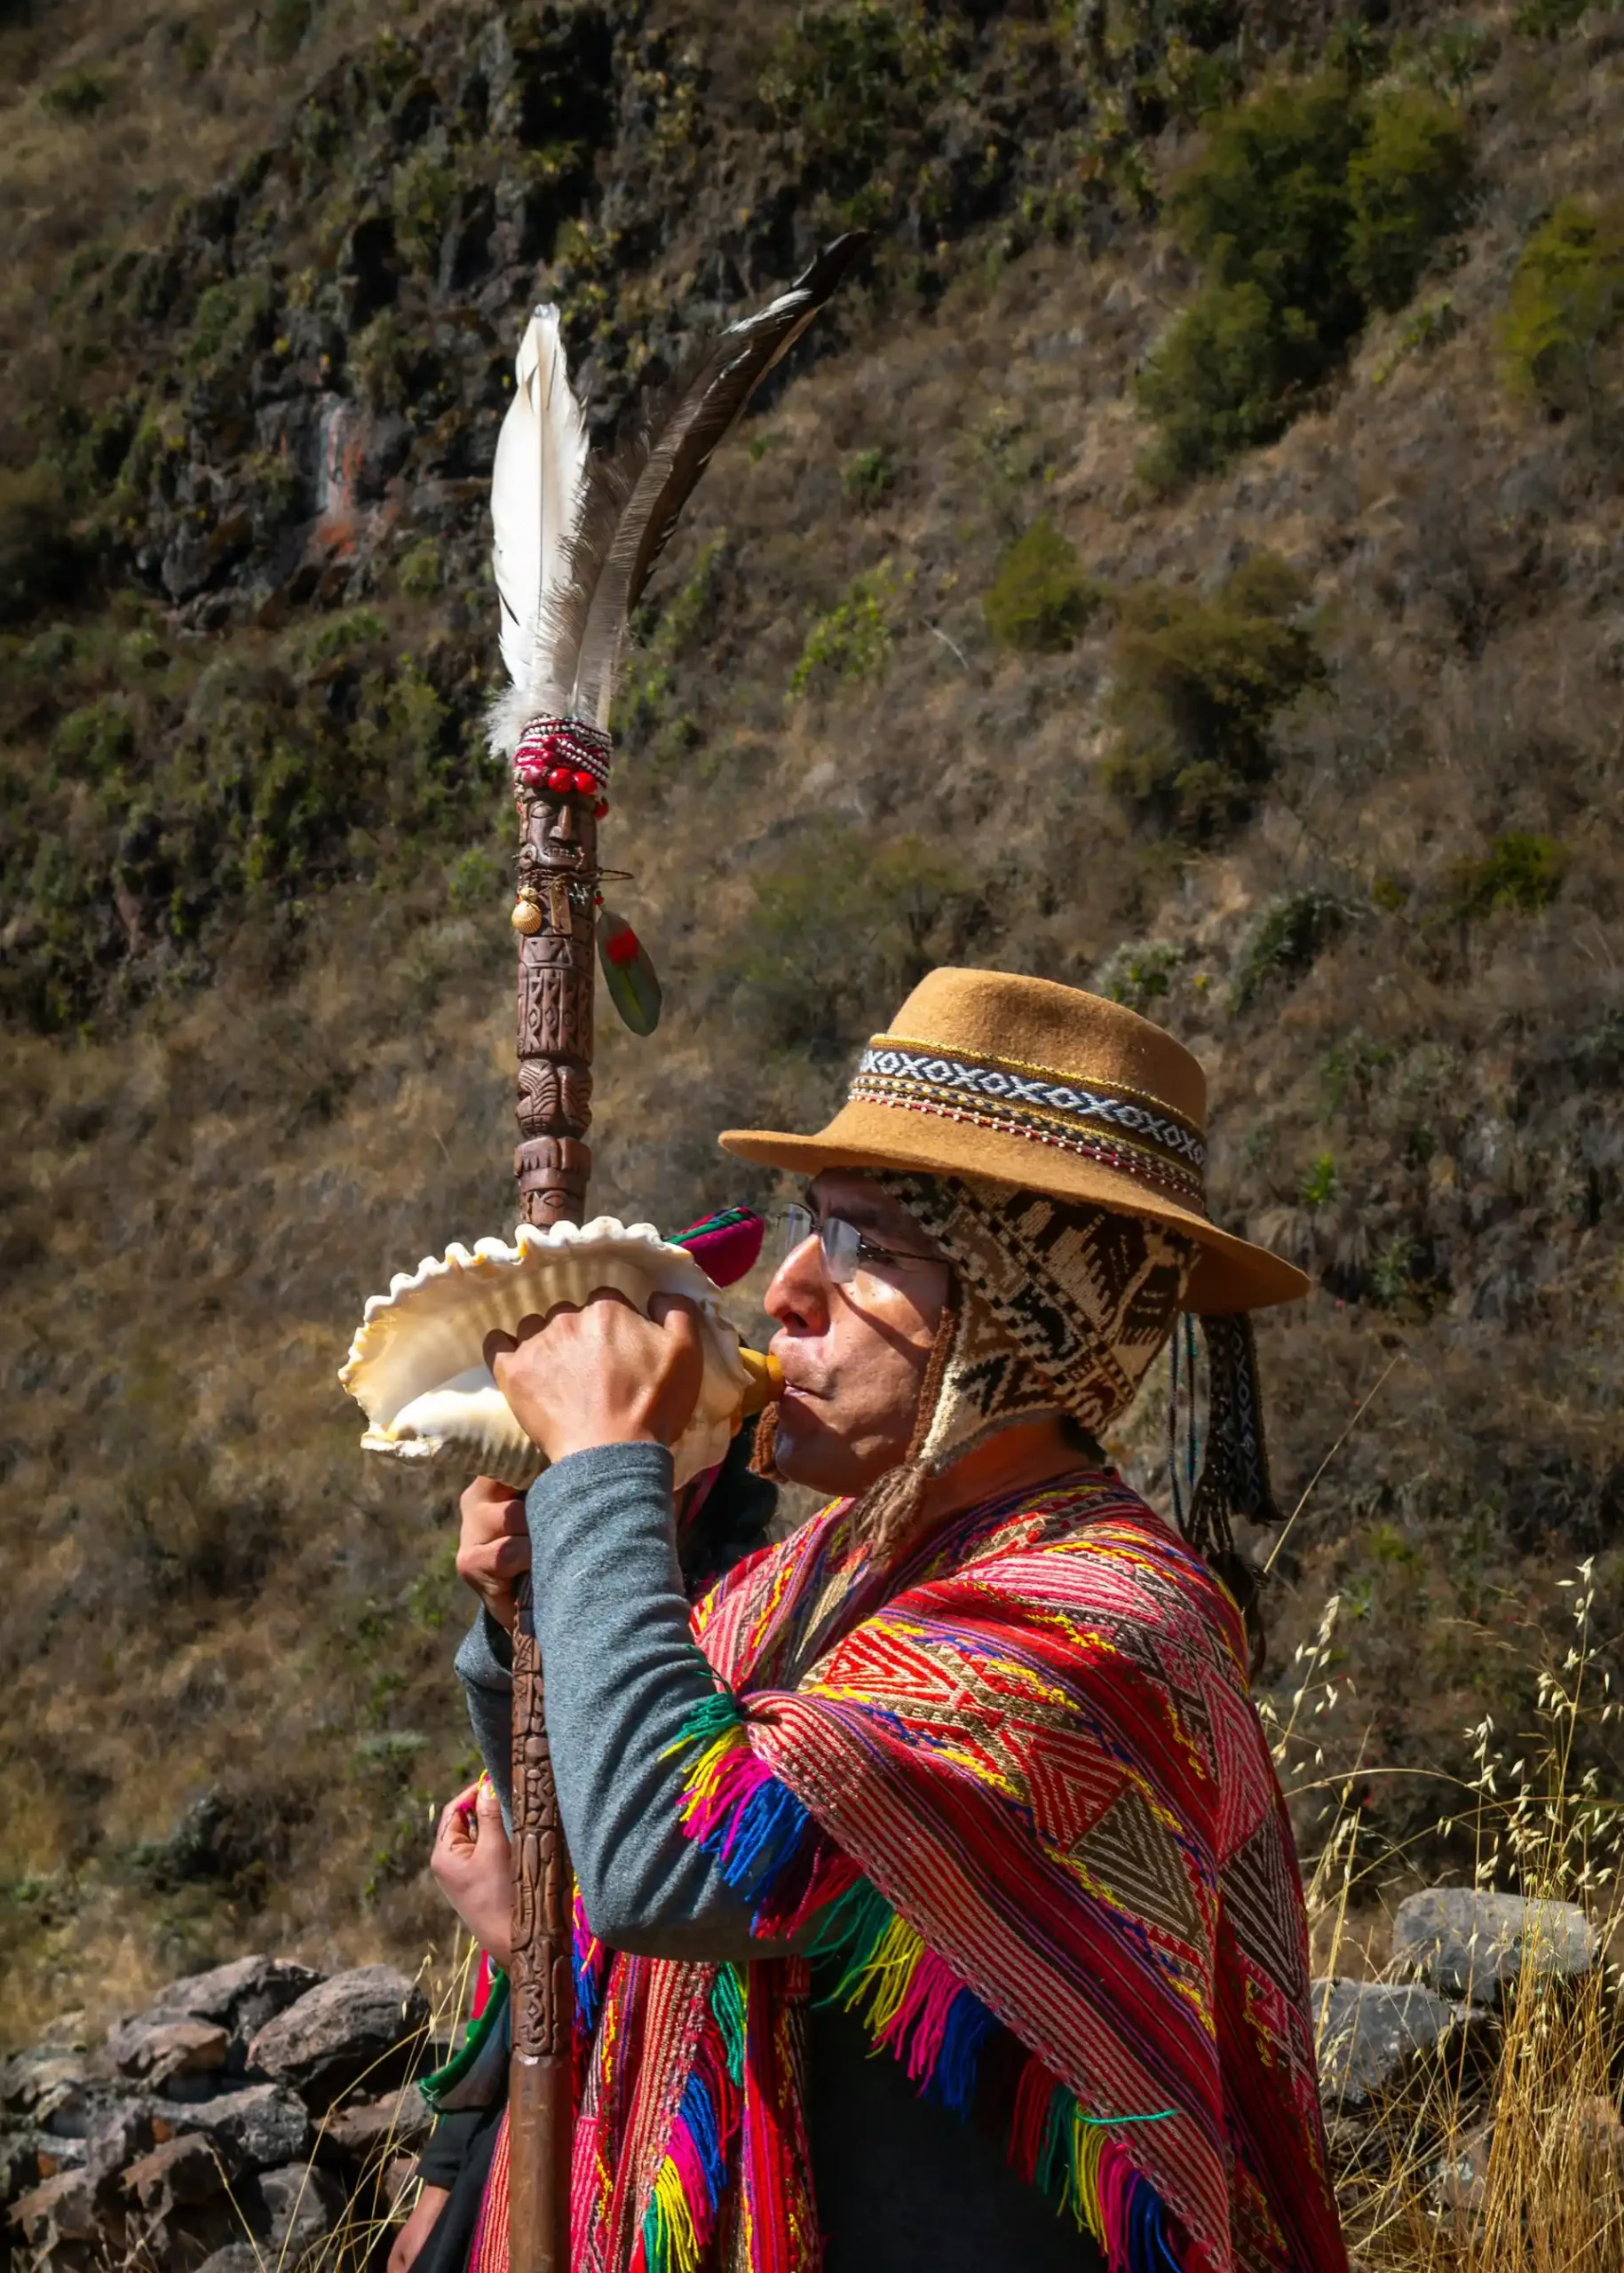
[
  {"left": 723, "top": 970, "right": 1305, "bottom": 1651},
  {"left": 720, "top": 967, "right": 1306, "bottom": 1315}
]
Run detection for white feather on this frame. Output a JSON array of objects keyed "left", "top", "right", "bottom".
[{"left": 487, "top": 306, "right": 589, "bottom": 755}]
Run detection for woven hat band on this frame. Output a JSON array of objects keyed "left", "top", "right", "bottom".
[{"left": 849, "top": 1035, "right": 1209, "bottom": 1215}]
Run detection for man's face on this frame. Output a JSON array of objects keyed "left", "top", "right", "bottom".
[{"left": 763, "top": 1170, "right": 950, "bottom": 1496}]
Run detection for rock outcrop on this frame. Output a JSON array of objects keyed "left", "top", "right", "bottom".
[{"left": 4, "top": 1958, "right": 435, "bottom": 2272}]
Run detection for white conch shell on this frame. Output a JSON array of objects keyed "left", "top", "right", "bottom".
[{"left": 338, "top": 1217, "right": 749, "bottom": 1491}]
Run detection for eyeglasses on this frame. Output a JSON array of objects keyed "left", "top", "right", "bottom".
[{"left": 774, "top": 1203, "right": 940, "bottom": 1286}]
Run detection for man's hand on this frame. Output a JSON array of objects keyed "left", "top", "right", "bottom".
[
  {"left": 456, "top": 1477, "right": 529, "bottom": 1633},
  {"left": 486, "top": 1289, "right": 704, "bottom": 1466},
  {"left": 387, "top": 2182, "right": 450, "bottom": 2273},
  {"left": 430, "top": 1778, "right": 513, "bottom": 1968}
]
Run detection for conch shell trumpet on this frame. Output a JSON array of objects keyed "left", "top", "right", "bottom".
[{"left": 338, "top": 1216, "right": 780, "bottom": 1492}]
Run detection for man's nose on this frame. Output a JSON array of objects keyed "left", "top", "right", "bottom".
[
  {"left": 764, "top": 1236, "right": 828, "bottom": 1333},
  {"left": 549, "top": 799, "right": 578, "bottom": 842}
]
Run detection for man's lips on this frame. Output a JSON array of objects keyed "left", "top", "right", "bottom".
[{"left": 771, "top": 1358, "right": 828, "bottom": 1403}]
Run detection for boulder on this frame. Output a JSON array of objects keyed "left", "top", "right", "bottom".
[
  {"left": 246, "top": 1965, "right": 429, "bottom": 2107},
  {"left": 122, "top": 2133, "right": 237, "bottom": 2214},
  {"left": 1, "top": 2126, "right": 49, "bottom": 2208},
  {"left": 106, "top": 2014, "right": 230, "bottom": 2085},
  {"left": 1432, "top": 2119, "right": 1493, "bottom": 2225},
  {"left": 251, "top": 2158, "right": 347, "bottom": 2250},
  {"left": 122, "top": 2134, "right": 238, "bottom": 2269},
  {"left": 194, "top": 2252, "right": 263, "bottom": 2273},
  {"left": 9, "top": 2165, "right": 107, "bottom": 2250},
  {"left": 80, "top": 2101, "right": 158, "bottom": 2181},
  {"left": 1570, "top": 2093, "right": 1624, "bottom": 2174},
  {"left": 1391, "top": 1889, "right": 1596, "bottom": 2004},
  {"left": 321, "top": 2083, "right": 432, "bottom": 2161},
  {"left": 1312, "top": 1977, "right": 1455, "bottom": 2109},
  {"left": 1, "top": 2047, "right": 94, "bottom": 2122},
  {"left": 162, "top": 2081, "right": 312, "bottom": 2170},
  {"left": 147, "top": 1954, "right": 324, "bottom": 2043}
]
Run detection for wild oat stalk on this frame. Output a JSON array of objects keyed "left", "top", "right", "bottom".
[{"left": 1284, "top": 1563, "right": 1624, "bottom": 2273}]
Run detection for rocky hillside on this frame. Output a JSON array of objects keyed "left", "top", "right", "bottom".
[{"left": 3, "top": 0, "right": 1622, "bottom": 2045}]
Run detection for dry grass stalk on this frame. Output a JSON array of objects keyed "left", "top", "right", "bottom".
[{"left": 1271, "top": 1564, "right": 1624, "bottom": 2273}]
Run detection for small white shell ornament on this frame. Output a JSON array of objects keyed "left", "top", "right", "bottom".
[{"left": 338, "top": 1216, "right": 749, "bottom": 1491}]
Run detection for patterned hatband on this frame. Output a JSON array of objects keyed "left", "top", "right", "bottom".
[{"left": 850, "top": 1037, "right": 1208, "bottom": 1210}]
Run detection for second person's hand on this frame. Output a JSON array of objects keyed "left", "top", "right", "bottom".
[{"left": 456, "top": 1476, "right": 530, "bottom": 1633}]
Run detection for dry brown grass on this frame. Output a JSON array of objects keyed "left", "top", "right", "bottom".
[{"left": 1268, "top": 1566, "right": 1624, "bottom": 2272}]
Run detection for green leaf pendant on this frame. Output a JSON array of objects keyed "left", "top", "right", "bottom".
[{"left": 597, "top": 907, "right": 663, "bottom": 1036}]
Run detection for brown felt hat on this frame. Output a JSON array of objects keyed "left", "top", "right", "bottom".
[{"left": 719, "top": 967, "right": 1307, "bottom": 1314}]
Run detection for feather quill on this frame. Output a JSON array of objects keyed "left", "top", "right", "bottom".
[
  {"left": 487, "top": 306, "right": 590, "bottom": 757},
  {"left": 487, "top": 234, "right": 867, "bottom": 754}
]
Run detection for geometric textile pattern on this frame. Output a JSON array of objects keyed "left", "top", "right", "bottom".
[
  {"left": 566, "top": 1470, "right": 1348, "bottom": 2273},
  {"left": 877, "top": 1171, "right": 1195, "bottom": 1472},
  {"left": 852, "top": 1039, "right": 1208, "bottom": 1206}
]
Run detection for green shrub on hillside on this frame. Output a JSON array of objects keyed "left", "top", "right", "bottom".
[
  {"left": 1103, "top": 553, "right": 1324, "bottom": 839},
  {"left": 1093, "top": 937, "right": 1188, "bottom": 1014},
  {"left": 1231, "top": 888, "right": 1348, "bottom": 1010},
  {"left": 1165, "top": 74, "right": 1370, "bottom": 336},
  {"left": 790, "top": 566, "right": 898, "bottom": 696},
  {"left": 1134, "top": 281, "right": 1300, "bottom": 483},
  {"left": 392, "top": 150, "right": 459, "bottom": 273},
  {"left": 51, "top": 699, "right": 137, "bottom": 787},
  {"left": 843, "top": 447, "right": 897, "bottom": 504},
  {"left": 757, "top": 4, "right": 954, "bottom": 211},
  {"left": 1137, "top": 75, "right": 1470, "bottom": 485},
  {"left": 617, "top": 535, "right": 728, "bottom": 773},
  {"left": 982, "top": 520, "right": 1100, "bottom": 653},
  {"left": 1446, "top": 832, "right": 1568, "bottom": 921},
  {"left": 729, "top": 826, "right": 971, "bottom": 1059},
  {"left": 1501, "top": 198, "right": 1624, "bottom": 424},
  {"left": 1348, "top": 91, "right": 1475, "bottom": 313},
  {"left": 41, "top": 70, "right": 109, "bottom": 119}
]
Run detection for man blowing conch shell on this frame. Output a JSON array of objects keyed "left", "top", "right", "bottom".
[{"left": 427, "top": 968, "right": 1348, "bottom": 2273}]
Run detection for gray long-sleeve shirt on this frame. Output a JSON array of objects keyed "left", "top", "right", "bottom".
[
  {"left": 455, "top": 1441, "right": 1103, "bottom": 2272},
  {"left": 455, "top": 1440, "right": 764, "bottom": 1959}
]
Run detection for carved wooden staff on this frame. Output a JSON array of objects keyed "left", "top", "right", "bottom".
[
  {"left": 505, "top": 739, "right": 602, "bottom": 2273},
  {"left": 485, "top": 237, "right": 866, "bottom": 2272}
]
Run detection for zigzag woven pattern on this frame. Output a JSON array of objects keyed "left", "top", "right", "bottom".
[
  {"left": 561, "top": 1474, "right": 1345, "bottom": 2273},
  {"left": 851, "top": 1041, "right": 1208, "bottom": 1204}
]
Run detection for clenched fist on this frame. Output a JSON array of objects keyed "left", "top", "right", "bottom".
[
  {"left": 484, "top": 1287, "right": 704, "bottom": 1467},
  {"left": 456, "top": 1476, "right": 530, "bottom": 1634}
]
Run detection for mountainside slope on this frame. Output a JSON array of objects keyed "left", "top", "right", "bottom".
[{"left": 2, "top": 0, "right": 1621, "bottom": 2040}]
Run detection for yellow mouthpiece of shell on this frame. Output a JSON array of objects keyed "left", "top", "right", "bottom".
[{"left": 737, "top": 1347, "right": 784, "bottom": 1414}]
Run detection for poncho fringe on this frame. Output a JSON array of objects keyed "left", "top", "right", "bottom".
[{"left": 652, "top": 1689, "right": 1189, "bottom": 2273}]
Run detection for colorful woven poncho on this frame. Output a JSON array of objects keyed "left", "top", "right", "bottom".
[{"left": 466, "top": 1467, "right": 1344, "bottom": 2273}]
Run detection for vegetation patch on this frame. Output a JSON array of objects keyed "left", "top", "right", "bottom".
[
  {"left": 790, "top": 564, "right": 899, "bottom": 696},
  {"left": 727, "top": 826, "right": 973, "bottom": 1061},
  {"left": 1501, "top": 196, "right": 1624, "bottom": 433},
  {"left": 616, "top": 536, "right": 729, "bottom": 776},
  {"left": 982, "top": 519, "right": 1102, "bottom": 654},
  {"left": 1137, "top": 74, "right": 1472, "bottom": 485},
  {"left": 757, "top": 3, "right": 959, "bottom": 228},
  {"left": 1093, "top": 937, "right": 1188, "bottom": 1016},
  {"left": 1446, "top": 832, "right": 1568, "bottom": 922},
  {"left": 1102, "top": 553, "right": 1325, "bottom": 840},
  {"left": 842, "top": 447, "right": 897, "bottom": 505},
  {"left": 1231, "top": 889, "right": 1350, "bottom": 1011}
]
